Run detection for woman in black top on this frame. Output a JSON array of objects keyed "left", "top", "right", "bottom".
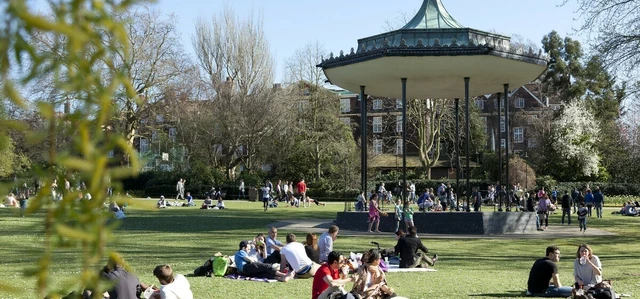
[{"left": 304, "top": 233, "right": 320, "bottom": 263}]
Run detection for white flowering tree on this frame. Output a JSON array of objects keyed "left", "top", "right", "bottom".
[{"left": 551, "top": 100, "right": 601, "bottom": 177}]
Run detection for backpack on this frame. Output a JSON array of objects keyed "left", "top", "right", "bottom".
[
  {"left": 193, "top": 258, "right": 213, "bottom": 277},
  {"left": 212, "top": 256, "right": 229, "bottom": 277}
]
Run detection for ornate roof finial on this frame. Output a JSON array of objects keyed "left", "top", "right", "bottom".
[{"left": 401, "top": 0, "right": 464, "bottom": 30}]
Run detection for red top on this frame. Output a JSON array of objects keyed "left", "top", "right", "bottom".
[
  {"left": 311, "top": 263, "right": 340, "bottom": 299},
  {"left": 297, "top": 181, "right": 307, "bottom": 193}
]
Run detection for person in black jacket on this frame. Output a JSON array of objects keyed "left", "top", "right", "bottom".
[
  {"left": 394, "top": 226, "right": 437, "bottom": 268},
  {"left": 561, "top": 191, "right": 572, "bottom": 225}
]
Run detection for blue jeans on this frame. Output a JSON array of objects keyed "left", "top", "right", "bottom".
[
  {"left": 535, "top": 213, "right": 540, "bottom": 229},
  {"left": 579, "top": 218, "right": 587, "bottom": 230},
  {"left": 528, "top": 286, "right": 573, "bottom": 297},
  {"left": 595, "top": 202, "right": 603, "bottom": 218}
]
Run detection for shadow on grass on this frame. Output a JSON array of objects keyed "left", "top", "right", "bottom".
[{"left": 469, "top": 291, "right": 525, "bottom": 297}]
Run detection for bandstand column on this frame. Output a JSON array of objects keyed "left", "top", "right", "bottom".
[
  {"left": 504, "top": 84, "right": 510, "bottom": 211},
  {"left": 497, "top": 92, "right": 503, "bottom": 211},
  {"left": 401, "top": 78, "right": 408, "bottom": 205},
  {"left": 464, "top": 78, "right": 470, "bottom": 212},
  {"left": 360, "top": 86, "right": 367, "bottom": 194},
  {"left": 455, "top": 98, "right": 460, "bottom": 209}
]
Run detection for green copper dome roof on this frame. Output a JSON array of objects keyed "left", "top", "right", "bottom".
[{"left": 401, "top": 0, "right": 464, "bottom": 29}]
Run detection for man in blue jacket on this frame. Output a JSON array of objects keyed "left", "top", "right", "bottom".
[{"left": 593, "top": 187, "right": 604, "bottom": 218}]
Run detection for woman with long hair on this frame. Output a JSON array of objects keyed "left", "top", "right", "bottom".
[
  {"left": 352, "top": 249, "right": 396, "bottom": 299},
  {"left": 574, "top": 244, "right": 603, "bottom": 291},
  {"left": 368, "top": 194, "right": 381, "bottom": 233},
  {"left": 304, "top": 233, "right": 320, "bottom": 263}
]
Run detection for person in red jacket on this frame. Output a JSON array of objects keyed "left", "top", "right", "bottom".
[{"left": 297, "top": 179, "right": 308, "bottom": 208}]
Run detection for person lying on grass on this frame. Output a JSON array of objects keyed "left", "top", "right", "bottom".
[
  {"left": 150, "top": 264, "right": 194, "bottom": 299},
  {"left": 235, "top": 240, "right": 294, "bottom": 282}
]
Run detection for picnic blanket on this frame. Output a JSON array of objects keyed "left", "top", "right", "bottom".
[
  {"left": 224, "top": 274, "right": 278, "bottom": 283},
  {"left": 386, "top": 264, "right": 437, "bottom": 273}
]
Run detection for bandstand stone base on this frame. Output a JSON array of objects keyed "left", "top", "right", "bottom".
[{"left": 335, "top": 211, "right": 537, "bottom": 235}]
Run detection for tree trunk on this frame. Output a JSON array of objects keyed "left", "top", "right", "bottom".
[
  {"left": 427, "top": 167, "right": 432, "bottom": 180},
  {"left": 315, "top": 144, "right": 321, "bottom": 181}
]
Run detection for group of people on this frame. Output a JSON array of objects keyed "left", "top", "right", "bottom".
[
  {"left": 526, "top": 244, "right": 612, "bottom": 298},
  {"left": 232, "top": 223, "right": 437, "bottom": 298},
  {"left": 257, "top": 179, "right": 326, "bottom": 211},
  {"left": 75, "top": 255, "right": 193, "bottom": 299},
  {"left": 524, "top": 186, "right": 606, "bottom": 232}
]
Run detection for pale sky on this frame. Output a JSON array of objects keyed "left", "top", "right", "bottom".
[{"left": 32, "top": 0, "right": 585, "bottom": 83}]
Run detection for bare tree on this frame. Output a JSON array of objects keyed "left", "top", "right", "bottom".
[
  {"left": 565, "top": 0, "right": 640, "bottom": 87},
  {"left": 109, "top": 6, "right": 189, "bottom": 162},
  {"left": 192, "top": 5, "right": 283, "bottom": 179},
  {"left": 284, "top": 41, "right": 326, "bottom": 86},
  {"left": 407, "top": 98, "right": 451, "bottom": 179}
]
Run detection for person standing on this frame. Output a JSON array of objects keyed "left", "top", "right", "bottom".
[
  {"left": 367, "top": 194, "right": 381, "bottom": 233},
  {"left": 472, "top": 187, "right": 482, "bottom": 212},
  {"left": 561, "top": 191, "right": 572, "bottom": 225},
  {"left": 318, "top": 225, "right": 339, "bottom": 263},
  {"left": 584, "top": 189, "right": 594, "bottom": 217},
  {"left": 297, "top": 179, "right": 308, "bottom": 208},
  {"left": 578, "top": 202, "right": 588, "bottom": 232},
  {"left": 64, "top": 178, "right": 71, "bottom": 196},
  {"left": 394, "top": 199, "right": 403, "bottom": 232},
  {"left": 19, "top": 183, "right": 29, "bottom": 218},
  {"left": 238, "top": 179, "right": 245, "bottom": 200},
  {"left": 261, "top": 182, "right": 271, "bottom": 212},
  {"left": 175, "top": 179, "right": 185, "bottom": 200},
  {"left": 593, "top": 187, "right": 604, "bottom": 219},
  {"left": 408, "top": 182, "right": 416, "bottom": 203},
  {"left": 526, "top": 246, "right": 572, "bottom": 297}
]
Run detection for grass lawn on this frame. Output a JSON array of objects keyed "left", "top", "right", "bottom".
[{"left": 0, "top": 199, "right": 639, "bottom": 299}]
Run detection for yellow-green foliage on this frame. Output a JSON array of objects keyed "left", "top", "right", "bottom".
[{"left": 1, "top": 0, "right": 143, "bottom": 297}]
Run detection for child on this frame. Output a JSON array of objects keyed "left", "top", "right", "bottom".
[
  {"left": 577, "top": 202, "right": 588, "bottom": 232},
  {"left": 394, "top": 199, "right": 402, "bottom": 232},
  {"left": 403, "top": 203, "right": 414, "bottom": 230}
]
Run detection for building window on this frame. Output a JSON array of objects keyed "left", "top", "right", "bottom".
[
  {"left": 475, "top": 99, "right": 484, "bottom": 110},
  {"left": 514, "top": 127, "right": 524, "bottom": 143},
  {"left": 500, "top": 116, "right": 505, "bottom": 132},
  {"left": 373, "top": 99, "right": 383, "bottom": 110},
  {"left": 396, "top": 139, "right": 403, "bottom": 155},
  {"left": 528, "top": 115, "right": 538, "bottom": 124},
  {"left": 339, "top": 117, "right": 351, "bottom": 126},
  {"left": 515, "top": 98, "right": 525, "bottom": 108},
  {"left": 500, "top": 138, "right": 505, "bottom": 149},
  {"left": 373, "top": 139, "right": 383, "bottom": 155},
  {"left": 480, "top": 117, "right": 488, "bottom": 133},
  {"left": 340, "top": 99, "right": 350, "bottom": 113},
  {"left": 140, "top": 138, "right": 149, "bottom": 152},
  {"left": 261, "top": 164, "right": 272, "bottom": 172},
  {"left": 140, "top": 118, "right": 147, "bottom": 124},
  {"left": 396, "top": 99, "right": 403, "bottom": 109},
  {"left": 528, "top": 138, "right": 538, "bottom": 148},
  {"left": 396, "top": 115, "right": 403, "bottom": 133},
  {"left": 238, "top": 145, "right": 245, "bottom": 156},
  {"left": 168, "top": 128, "right": 177, "bottom": 142},
  {"left": 373, "top": 117, "right": 382, "bottom": 133},
  {"left": 156, "top": 114, "right": 164, "bottom": 123},
  {"left": 151, "top": 130, "right": 158, "bottom": 142},
  {"left": 107, "top": 150, "right": 115, "bottom": 158}
]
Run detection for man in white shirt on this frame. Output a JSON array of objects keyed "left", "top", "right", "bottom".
[
  {"left": 238, "top": 179, "right": 245, "bottom": 200},
  {"left": 280, "top": 233, "right": 320, "bottom": 279},
  {"left": 152, "top": 264, "right": 193, "bottom": 299},
  {"left": 318, "top": 225, "right": 339, "bottom": 263}
]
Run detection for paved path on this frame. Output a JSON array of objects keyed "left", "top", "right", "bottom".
[{"left": 267, "top": 219, "right": 615, "bottom": 239}]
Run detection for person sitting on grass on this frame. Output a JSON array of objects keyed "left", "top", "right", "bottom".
[
  {"left": 312, "top": 251, "right": 355, "bottom": 299},
  {"left": 573, "top": 244, "right": 602, "bottom": 291},
  {"left": 235, "top": 240, "right": 293, "bottom": 282},
  {"left": 4, "top": 193, "right": 19, "bottom": 207},
  {"left": 248, "top": 233, "right": 268, "bottom": 263},
  {"left": 99, "top": 255, "right": 154, "bottom": 299},
  {"left": 394, "top": 226, "right": 437, "bottom": 269},
  {"left": 200, "top": 196, "right": 213, "bottom": 209},
  {"left": 185, "top": 192, "right": 195, "bottom": 207},
  {"left": 157, "top": 196, "right": 167, "bottom": 209},
  {"left": 150, "top": 264, "right": 193, "bottom": 299},
  {"left": 279, "top": 233, "right": 321, "bottom": 279},
  {"left": 351, "top": 249, "right": 397, "bottom": 299},
  {"left": 215, "top": 197, "right": 225, "bottom": 209},
  {"left": 526, "top": 245, "right": 573, "bottom": 297}
]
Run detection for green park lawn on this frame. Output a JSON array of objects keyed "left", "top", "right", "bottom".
[{"left": 0, "top": 199, "right": 639, "bottom": 299}]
